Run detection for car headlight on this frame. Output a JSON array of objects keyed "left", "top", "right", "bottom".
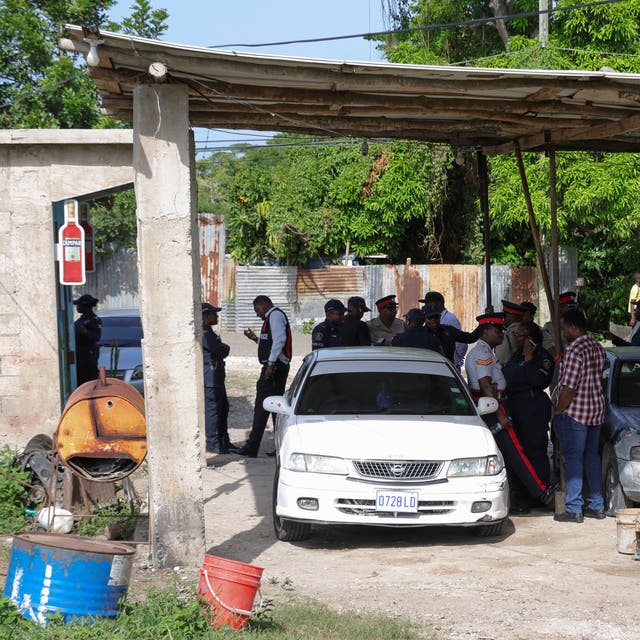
[
  {"left": 131, "top": 365, "right": 144, "bottom": 380},
  {"left": 287, "top": 453, "right": 348, "bottom": 475},
  {"left": 447, "top": 455, "right": 504, "bottom": 477}
]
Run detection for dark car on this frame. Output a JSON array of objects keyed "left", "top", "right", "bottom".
[
  {"left": 97, "top": 309, "right": 144, "bottom": 396},
  {"left": 601, "top": 347, "right": 640, "bottom": 515}
]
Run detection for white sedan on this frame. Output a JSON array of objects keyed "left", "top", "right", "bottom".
[{"left": 264, "top": 347, "right": 509, "bottom": 542}]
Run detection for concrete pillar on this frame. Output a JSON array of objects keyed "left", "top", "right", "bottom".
[{"left": 133, "top": 84, "right": 206, "bottom": 568}]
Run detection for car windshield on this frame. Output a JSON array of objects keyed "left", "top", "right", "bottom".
[
  {"left": 295, "top": 361, "right": 475, "bottom": 416},
  {"left": 614, "top": 360, "right": 640, "bottom": 407},
  {"left": 98, "top": 316, "right": 143, "bottom": 348}
]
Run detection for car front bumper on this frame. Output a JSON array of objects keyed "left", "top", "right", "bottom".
[
  {"left": 276, "top": 467, "right": 509, "bottom": 527},
  {"left": 619, "top": 459, "right": 640, "bottom": 502}
]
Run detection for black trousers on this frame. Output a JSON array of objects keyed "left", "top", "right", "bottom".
[
  {"left": 205, "top": 385, "right": 230, "bottom": 450},
  {"left": 510, "top": 391, "right": 552, "bottom": 488},
  {"left": 244, "top": 361, "right": 290, "bottom": 455}
]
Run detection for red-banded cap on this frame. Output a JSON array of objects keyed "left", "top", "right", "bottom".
[
  {"left": 375, "top": 294, "right": 397, "bottom": 309},
  {"left": 501, "top": 299, "right": 527, "bottom": 316},
  {"left": 559, "top": 291, "right": 577, "bottom": 305},
  {"left": 476, "top": 312, "right": 506, "bottom": 326}
]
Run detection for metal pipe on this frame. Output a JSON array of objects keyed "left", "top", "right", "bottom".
[{"left": 476, "top": 147, "right": 492, "bottom": 311}]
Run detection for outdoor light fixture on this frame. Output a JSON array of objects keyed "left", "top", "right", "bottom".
[{"left": 82, "top": 25, "right": 103, "bottom": 68}]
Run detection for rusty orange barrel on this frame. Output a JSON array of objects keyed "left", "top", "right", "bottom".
[{"left": 56, "top": 372, "right": 146, "bottom": 482}]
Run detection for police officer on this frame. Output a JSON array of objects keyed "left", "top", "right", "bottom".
[
  {"left": 312, "top": 299, "right": 347, "bottom": 349},
  {"left": 341, "top": 296, "right": 371, "bottom": 346},
  {"left": 391, "top": 308, "right": 441, "bottom": 351},
  {"left": 202, "top": 303, "right": 233, "bottom": 454},
  {"left": 72, "top": 294, "right": 102, "bottom": 386},
  {"left": 423, "top": 306, "right": 481, "bottom": 368},
  {"left": 495, "top": 299, "right": 527, "bottom": 364},
  {"left": 503, "top": 321, "right": 555, "bottom": 510},
  {"left": 465, "top": 312, "right": 556, "bottom": 515},
  {"left": 368, "top": 295, "right": 405, "bottom": 346}
]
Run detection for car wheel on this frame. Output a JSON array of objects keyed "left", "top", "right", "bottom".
[
  {"left": 272, "top": 467, "right": 312, "bottom": 542},
  {"left": 603, "top": 446, "right": 631, "bottom": 517},
  {"left": 472, "top": 518, "right": 507, "bottom": 538}
]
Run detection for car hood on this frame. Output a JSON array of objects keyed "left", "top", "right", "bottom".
[
  {"left": 98, "top": 346, "right": 141, "bottom": 371},
  {"left": 289, "top": 415, "right": 496, "bottom": 460}
]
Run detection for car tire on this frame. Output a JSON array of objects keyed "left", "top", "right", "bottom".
[
  {"left": 603, "top": 446, "right": 632, "bottom": 517},
  {"left": 472, "top": 518, "right": 507, "bottom": 538},
  {"left": 272, "top": 467, "right": 312, "bottom": 542}
]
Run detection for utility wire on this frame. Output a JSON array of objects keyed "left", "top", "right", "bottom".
[{"left": 210, "top": 0, "right": 627, "bottom": 49}]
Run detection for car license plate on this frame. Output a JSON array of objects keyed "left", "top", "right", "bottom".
[{"left": 375, "top": 490, "right": 419, "bottom": 513}]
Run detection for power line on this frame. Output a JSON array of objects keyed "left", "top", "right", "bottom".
[{"left": 210, "top": 0, "right": 626, "bottom": 49}]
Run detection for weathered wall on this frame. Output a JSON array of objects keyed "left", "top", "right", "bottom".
[{"left": 0, "top": 129, "right": 133, "bottom": 446}]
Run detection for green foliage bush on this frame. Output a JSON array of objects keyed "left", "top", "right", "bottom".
[{"left": 0, "top": 445, "right": 30, "bottom": 535}]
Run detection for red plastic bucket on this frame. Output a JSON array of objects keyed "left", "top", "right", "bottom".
[{"left": 197, "top": 554, "right": 263, "bottom": 630}]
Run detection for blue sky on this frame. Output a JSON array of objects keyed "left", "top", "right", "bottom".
[{"left": 108, "top": 1, "right": 387, "bottom": 151}]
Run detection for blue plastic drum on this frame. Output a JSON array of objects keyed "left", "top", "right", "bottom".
[{"left": 2, "top": 533, "right": 135, "bottom": 624}]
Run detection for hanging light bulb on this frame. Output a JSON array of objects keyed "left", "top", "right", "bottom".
[{"left": 83, "top": 37, "right": 104, "bottom": 67}]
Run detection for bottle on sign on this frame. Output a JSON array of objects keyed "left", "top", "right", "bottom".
[
  {"left": 79, "top": 202, "right": 95, "bottom": 272},
  {"left": 58, "top": 199, "right": 86, "bottom": 285}
]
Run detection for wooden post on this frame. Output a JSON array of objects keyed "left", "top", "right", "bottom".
[
  {"left": 547, "top": 138, "right": 561, "bottom": 354},
  {"left": 476, "top": 148, "right": 492, "bottom": 311},
  {"left": 514, "top": 142, "right": 554, "bottom": 325}
]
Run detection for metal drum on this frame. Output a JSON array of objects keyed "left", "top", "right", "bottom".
[
  {"left": 56, "top": 372, "right": 146, "bottom": 482},
  {"left": 2, "top": 533, "right": 135, "bottom": 624}
]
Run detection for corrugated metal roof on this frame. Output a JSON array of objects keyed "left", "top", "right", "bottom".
[{"left": 61, "top": 25, "right": 640, "bottom": 153}]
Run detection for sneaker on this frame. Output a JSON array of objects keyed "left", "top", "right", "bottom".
[
  {"left": 583, "top": 507, "right": 606, "bottom": 520},
  {"left": 553, "top": 511, "right": 584, "bottom": 523}
]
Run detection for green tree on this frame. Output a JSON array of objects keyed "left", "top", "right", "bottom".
[{"left": 379, "top": 0, "right": 640, "bottom": 326}]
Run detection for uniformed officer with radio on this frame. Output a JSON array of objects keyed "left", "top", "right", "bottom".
[{"left": 503, "top": 321, "right": 555, "bottom": 510}]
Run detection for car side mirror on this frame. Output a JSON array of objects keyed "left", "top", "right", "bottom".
[
  {"left": 263, "top": 395, "right": 292, "bottom": 416},
  {"left": 476, "top": 397, "right": 499, "bottom": 416}
]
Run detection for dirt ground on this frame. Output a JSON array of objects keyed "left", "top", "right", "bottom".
[{"left": 3, "top": 344, "right": 639, "bottom": 640}]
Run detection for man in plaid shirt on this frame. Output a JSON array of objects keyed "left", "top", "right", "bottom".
[{"left": 553, "top": 309, "right": 607, "bottom": 523}]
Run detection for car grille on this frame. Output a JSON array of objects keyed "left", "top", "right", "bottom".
[
  {"left": 353, "top": 460, "right": 443, "bottom": 482},
  {"left": 336, "top": 498, "right": 454, "bottom": 516}
]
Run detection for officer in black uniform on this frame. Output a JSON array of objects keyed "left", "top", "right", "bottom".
[
  {"left": 202, "top": 302, "right": 233, "bottom": 454},
  {"left": 503, "top": 320, "right": 555, "bottom": 511},
  {"left": 341, "top": 296, "right": 371, "bottom": 346},
  {"left": 423, "top": 306, "right": 481, "bottom": 365},
  {"left": 73, "top": 294, "right": 102, "bottom": 386},
  {"left": 312, "top": 299, "right": 347, "bottom": 349},
  {"left": 391, "top": 308, "right": 442, "bottom": 352}
]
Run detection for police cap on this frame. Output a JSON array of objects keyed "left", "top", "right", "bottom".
[
  {"left": 375, "top": 295, "right": 397, "bottom": 309},
  {"left": 347, "top": 296, "right": 370, "bottom": 312},
  {"left": 202, "top": 302, "right": 222, "bottom": 313},
  {"left": 324, "top": 299, "right": 347, "bottom": 313},
  {"left": 501, "top": 299, "right": 527, "bottom": 317},
  {"left": 73, "top": 294, "right": 98, "bottom": 307}
]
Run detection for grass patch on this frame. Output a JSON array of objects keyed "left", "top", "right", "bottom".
[{"left": 0, "top": 582, "right": 433, "bottom": 640}]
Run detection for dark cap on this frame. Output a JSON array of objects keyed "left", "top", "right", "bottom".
[
  {"left": 418, "top": 291, "right": 445, "bottom": 305},
  {"left": 324, "top": 299, "right": 347, "bottom": 313},
  {"left": 476, "top": 312, "right": 505, "bottom": 326},
  {"left": 73, "top": 294, "right": 98, "bottom": 306},
  {"left": 520, "top": 301, "right": 537, "bottom": 314},
  {"left": 559, "top": 291, "right": 578, "bottom": 306},
  {"left": 501, "top": 299, "right": 527, "bottom": 317},
  {"left": 375, "top": 294, "right": 397, "bottom": 309},
  {"left": 404, "top": 308, "right": 426, "bottom": 324},
  {"left": 347, "top": 296, "right": 370, "bottom": 312},
  {"left": 202, "top": 302, "right": 222, "bottom": 313}
]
